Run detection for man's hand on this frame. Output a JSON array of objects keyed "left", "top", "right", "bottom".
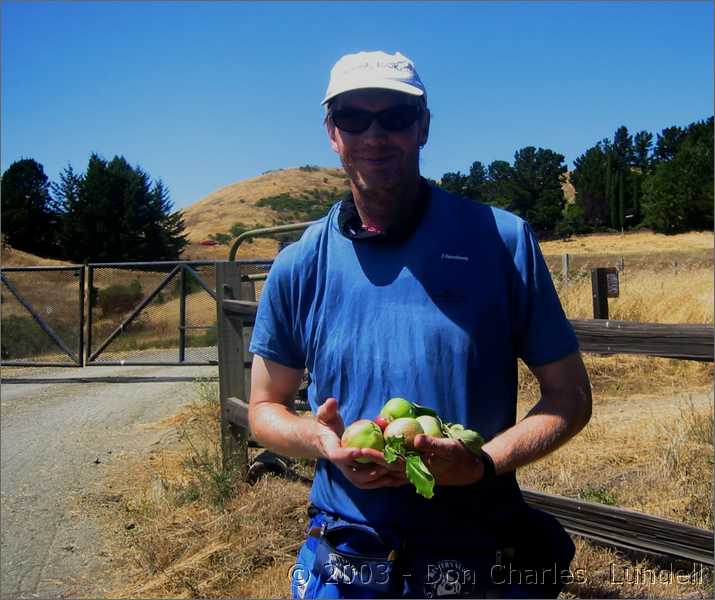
[
  {"left": 316, "top": 398, "right": 408, "bottom": 490},
  {"left": 413, "top": 434, "right": 484, "bottom": 486}
]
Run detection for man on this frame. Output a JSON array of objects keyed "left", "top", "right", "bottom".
[{"left": 248, "top": 50, "right": 592, "bottom": 599}]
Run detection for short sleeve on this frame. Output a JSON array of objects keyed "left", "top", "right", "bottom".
[
  {"left": 248, "top": 251, "right": 307, "bottom": 369},
  {"left": 511, "top": 222, "right": 579, "bottom": 366}
]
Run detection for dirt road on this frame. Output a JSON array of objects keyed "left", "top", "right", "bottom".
[{"left": 0, "top": 363, "right": 217, "bottom": 599}]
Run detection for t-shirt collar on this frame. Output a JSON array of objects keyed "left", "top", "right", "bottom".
[{"left": 338, "top": 177, "right": 432, "bottom": 243}]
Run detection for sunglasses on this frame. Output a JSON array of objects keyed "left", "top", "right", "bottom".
[{"left": 330, "top": 104, "right": 423, "bottom": 134}]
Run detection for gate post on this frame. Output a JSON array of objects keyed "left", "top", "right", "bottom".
[
  {"left": 86, "top": 264, "right": 94, "bottom": 365},
  {"left": 78, "top": 265, "right": 86, "bottom": 366},
  {"left": 216, "top": 261, "right": 250, "bottom": 478},
  {"left": 179, "top": 265, "right": 187, "bottom": 363}
]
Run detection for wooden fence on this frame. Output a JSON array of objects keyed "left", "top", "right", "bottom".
[{"left": 215, "top": 261, "right": 714, "bottom": 566}]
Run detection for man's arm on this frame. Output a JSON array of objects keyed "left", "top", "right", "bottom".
[
  {"left": 248, "top": 355, "right": 407, "bottom": 488},
  {"left": 482, "top": 350, "right": 592, "bottom": 474},
  {"left": 414, "top": 351, "right": 592, "bottom": 484}
]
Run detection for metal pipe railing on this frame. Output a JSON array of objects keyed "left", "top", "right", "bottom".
[{"left": 228, "top": 222, "right": 317, "bottom": 261}]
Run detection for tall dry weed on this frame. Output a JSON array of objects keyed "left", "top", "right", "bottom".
[{"left": 555, "top": 266, "right": 713, "bottom": 324}]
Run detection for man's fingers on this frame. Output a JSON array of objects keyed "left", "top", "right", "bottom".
[
  {"left": 317, "top": 397, "right": 345, "bottom": 436},
  {"left": 414, "top": 434, "right": 457, "bottom": 454}
]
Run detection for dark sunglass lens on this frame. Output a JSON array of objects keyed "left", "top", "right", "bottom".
[
  {"left": 332, "top": 109, "right": 372, "bottom": 133},
  {"left": 378, "top": 106, "right": 421, "bottom": 131}
]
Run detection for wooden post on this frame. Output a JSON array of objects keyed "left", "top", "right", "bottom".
[
  {"left": 591, "top": 268, "right": 609, "bottom": 320},
  {"left": 239, "top": 278, "right": 256, "bottom": 408},
  {"left": 216, "top": 261, "right": 250, "bottom": 479},
  {"left": 562, "top": 254, "right": 570, "bottom": 282}
]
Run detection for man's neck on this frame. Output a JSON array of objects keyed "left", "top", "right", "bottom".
[{"left": 351, "top": 177, "right": 422, "bottom": 232}]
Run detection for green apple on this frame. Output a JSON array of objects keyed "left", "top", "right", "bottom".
[
  {"left": 341, "top": 419, "right": 385, "bottom": 463},
  {"left": 384, "top": 417, "right": 424, "bottom": 449},
  {"left": 379, "top": 397, "right": 416, "bottom": 422},
  {"left": 416, "top": 415, "right": 444, "bottom": 438}
]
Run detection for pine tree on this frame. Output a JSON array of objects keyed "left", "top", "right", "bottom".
[
  {"left": 642, "top": 117, "right": 713, "bottom": 233},
  {"left": 55, "top": 154, "right": 188, "bottom": 261},
  {"left": 1, "top": 158, "right": 60, "bottom": 256}
]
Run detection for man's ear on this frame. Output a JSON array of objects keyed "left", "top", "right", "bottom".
[
  {"left": 419, "top": 110, "right": 431, "bottom": 147},
  {"left": 327, "top": 122, "right": 340, "bottom": 154}
]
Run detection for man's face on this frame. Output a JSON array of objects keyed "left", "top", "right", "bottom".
[{"left": 326, "top": 89, "right": 429, "bottom": 195}]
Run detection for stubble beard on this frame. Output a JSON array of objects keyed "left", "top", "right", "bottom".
[{"left": 340, "top": 154, "right": 420, "bottom": 207}]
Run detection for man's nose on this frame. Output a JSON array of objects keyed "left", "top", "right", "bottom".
[{"left": 361, "top": 117, "right": 390, "bottom": 140}]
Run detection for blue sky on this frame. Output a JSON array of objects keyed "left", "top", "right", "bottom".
[{"left": 2, "top": 1, "right": 712, "bottom": 210}]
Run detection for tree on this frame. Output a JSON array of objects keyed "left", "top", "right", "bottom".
[
  {"left": 632, "top": 130, "right": 653, "bottom": 171},
  {"left": 55, "top": 154, "right": 188, "bottom": 261},
  {"left": 1, "top": 158, "right": 62, "bottom": 256},
  {"left": 509, "top": 147, "right": 567, "bottom": 233},
  {"left": 571, "top": 142, "right": 609, "bottom": 228},
  {"left": 483, "top": 160, "right": 514, "bottom": 208},
  {"left": 642, "top": 117, "right": 713, "bottom": 233},
  {"left": 612, "top": 126, "right": 634, "bottom": 166},
  {"left": 438, "top": 171, "right": 469, "bottom": 197},
  {"left": 464, "top": 161, "right": 488, "bottom": 202},
  {"left": 653, "top": 125, "right": 686, "bottom": 163}
]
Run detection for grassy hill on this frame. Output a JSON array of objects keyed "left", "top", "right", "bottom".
[{"left": 181, "top": 167, "right": 351, "bottom": 261}]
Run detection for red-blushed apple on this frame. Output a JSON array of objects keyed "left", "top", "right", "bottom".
[
  {"left": 374, "top": 416, "right": 388, "bottom": 432},
  {"left": 341, "top": 419, "right": 385, "bottom": 463},
  {"left": 384, "top": 417, "right": 424, "bottom": 449},
  {"left": 379, "top": 397, "right": 416, "bottom": 422},
  {"left": 416, "top": 415, "right": 444, "bottom": 438}
]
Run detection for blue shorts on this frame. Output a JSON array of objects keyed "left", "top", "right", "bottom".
[{"left": 289, "top": 506, "right": 575, "bottom": 599}]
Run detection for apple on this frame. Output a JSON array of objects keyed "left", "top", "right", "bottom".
[
  {"left": 384, "top": 417, "right": 424, "bottom": 449},
  {"left": 416, "top": 415, "right": 444, "bottom": 438},
  {"left": 374, "top": 416, "right": 388, "bottom": 432},
  {"left": 341, "top": 419, "right": 385, "bottom": 463},
  {"left": 379, "top": 397, "right": 416, "bottom": 422}
]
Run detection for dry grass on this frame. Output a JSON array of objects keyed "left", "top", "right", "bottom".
[
  {"left": 541, "top": 231, "right": 713, "bottom": 257},
  {"left": 92, "top": 382, "right": 310, "bottom": 599},
  {"left": 555, "top": 266, "right": 713, "bottom": 324},
  {"left": 90, "top": 354, "right": 714, "bottom": 599},
  {"left": 180, "top": 167, "right": 351, "bottom": 262}
]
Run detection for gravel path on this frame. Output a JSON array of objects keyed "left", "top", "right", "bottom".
[{"left": 0, "top": 363, "right": 217, "bottom": 599}]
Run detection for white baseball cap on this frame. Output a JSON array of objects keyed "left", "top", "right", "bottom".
[{"left": 321, "top": 50, "right": 426, "bottom": 105}]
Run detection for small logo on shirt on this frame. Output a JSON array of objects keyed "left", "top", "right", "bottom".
[{"left": 441, "top": 253, "right": 469, "bottom": 262}]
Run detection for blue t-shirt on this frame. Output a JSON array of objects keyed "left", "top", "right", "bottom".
[{"left": 249, "top": 185, "right": 578, "bottom": 540}]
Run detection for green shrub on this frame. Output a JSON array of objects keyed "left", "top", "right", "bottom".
[
  {"left": 98, "top": 279, "right": 143, "bottom": 316},
  {"left": 577, "top": 485, "right": 617, "bottom": 505},
  {"left": 255, "top": 188, "right": 340, "bottom": 223},
  {"left": 299, "top": 164, "right": 320, "bottom": 172}
]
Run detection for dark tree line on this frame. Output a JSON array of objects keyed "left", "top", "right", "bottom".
[
  {"left": 438, "top": 116, "right": 713, "bottom": 236},
  {"left": 3, "top": 115, "right": 711, "bottom": 261},
  {"left": 1, "top": 154, "right": 187, "bottom": 261}
]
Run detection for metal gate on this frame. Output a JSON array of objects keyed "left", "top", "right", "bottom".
[
  {"left": 86, "top": 261, "right": 218, "bottom": 366},
  {"left": 1, "top": 266, "right": 85, "bottom": 367},
  {"left": 0, "top": 260, "right": 279, "bottom": 369}
]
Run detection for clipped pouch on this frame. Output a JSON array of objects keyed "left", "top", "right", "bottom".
[
  {"left": 402, "top": 547, "right": 512, "bottom": 599},
  {"left": 308, "top": 520, "right": 401, "bottom": 595}
]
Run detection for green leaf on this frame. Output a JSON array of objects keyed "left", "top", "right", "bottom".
[
  {"left": 380, "top": 436, "right": 435, "bottom": 498},
  {"left": 411, "top": 403, "right": 439, "bottom": 418},
  {"left": 405, "top": 453, "right": 435, "bottom": 499}
]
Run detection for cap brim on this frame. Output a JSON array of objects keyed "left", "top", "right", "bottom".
[{"left": 321, "top": 80, "right": 424, "bottom": 105}]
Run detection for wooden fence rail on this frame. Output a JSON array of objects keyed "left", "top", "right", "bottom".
[{"left": 216, "top": 262, "right": 714, "bottom": 567}]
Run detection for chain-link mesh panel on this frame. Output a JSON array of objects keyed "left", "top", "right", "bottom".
[
  {"left": 88, "top": 263, "right": 217, "bottom": 365},
  {"left": 183, "top": 264, "right": 218, "bottom": 363},
  {"left": 1, "top": 267, "right": 83, "bottom": 365}
]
